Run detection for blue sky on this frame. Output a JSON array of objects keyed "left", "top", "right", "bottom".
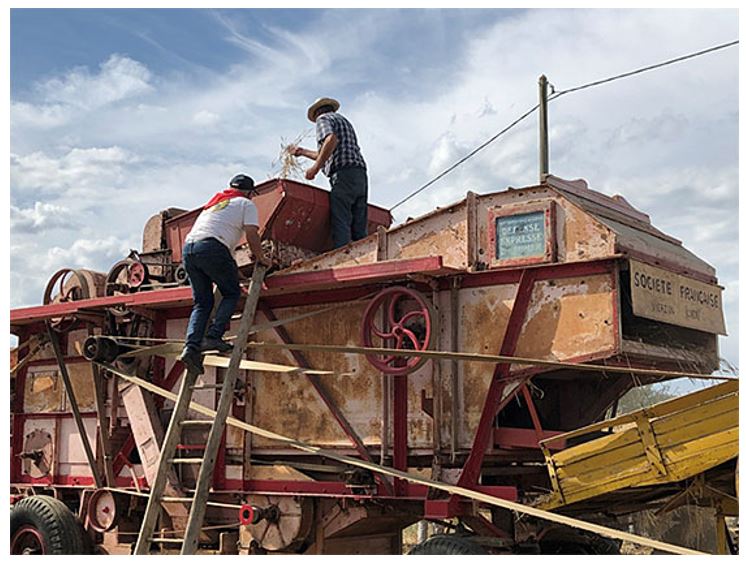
[{"left": 8, "top": 8, "right": 739, "bottom": 380}]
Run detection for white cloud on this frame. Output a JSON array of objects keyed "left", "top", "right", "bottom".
[
  {"left": 10, "top": 101, "right": 70, "bottom": 129},
  {"left": 42, "top": 236, "right": 132, "bottom": 272},
  {"left": 38, "top": 54, "right": 153, "bottom": 109},
  {"left": 193, "top": 110, "right": 220, "bottom": 126},
  {"left": 11, "top": 54, "right": 153, "bottom": 131},
  {"left": 11, "top": 146, "right": 134, "bottom": 198},
  {"left": 10, "top": 202, "right": 80, "bottom": 233}
]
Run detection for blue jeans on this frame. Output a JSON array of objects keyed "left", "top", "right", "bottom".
[
  {"left": 329, "top": 166, "right": 368, "bottom": 248},
  {"left": 182, "top": 238, "right": 240, "bottom": 351}
]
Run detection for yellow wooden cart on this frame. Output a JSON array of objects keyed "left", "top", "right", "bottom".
[{"left": 539, "top": 380, "right": 738, "bottom": 553}]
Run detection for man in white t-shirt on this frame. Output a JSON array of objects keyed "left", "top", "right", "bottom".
[{"left": 179, "top": 174, "right": 271, "bottom": 374}]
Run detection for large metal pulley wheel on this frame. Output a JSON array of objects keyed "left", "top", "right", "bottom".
[
  {"left": 360, "top": 286, "right": 434, "bottom": 376},
  {"left": 244, "top": 495, "right": 313, "bottom": 552},
  {"left": 43, "top": 268, "right": 101, "bottom": 330},
  {"left": 86, "top": 489, "right": 126, "bottom": 532},
  {"left": 105, "top": 258, "right": 149, "bottom": 296}
]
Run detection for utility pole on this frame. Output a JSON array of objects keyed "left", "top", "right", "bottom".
[{"left": 538, "top": 74, "right": 549, "bottom": 181}]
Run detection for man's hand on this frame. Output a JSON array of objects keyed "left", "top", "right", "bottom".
[
  {"left": 255, "top": 253, "right": 272, "bottom": 268},
  {"left": 305, "top": 164, "right": 320, "bottom": 181}
]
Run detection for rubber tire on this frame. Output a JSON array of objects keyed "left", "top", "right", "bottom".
[
  {"left": 408, "top": 535, "right": 488, "bottom": 555},
  {"left": 10, "top": 495, "right": 88, "bottom": 555},
  {"left": 540, "top": 533, "right": 621, "bottom": 555}
]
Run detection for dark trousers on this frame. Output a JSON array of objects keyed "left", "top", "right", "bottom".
[
  {"left": 329, "top": 166, "right": 368, "bottom": 248},
  {"left": 182, "top": 238, "right": 240, "bottom": 351}
]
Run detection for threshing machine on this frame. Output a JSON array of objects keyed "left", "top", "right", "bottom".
[{"left": 10, "top": 175, "right": 738, "bottom": 555}]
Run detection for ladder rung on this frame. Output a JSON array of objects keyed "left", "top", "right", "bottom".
[
  {"left": 161, "top": 497, "right": 193, "bottom": 503},
  {"left": 190, "top": 384, "right": 224, "bottom": 390},
  {"left": 180, "top": 420, "right": 213, "bottom": 426},
  {"left": 149, "top": 538, "right": 184, "bottom": 544},
  {"left": 169, "top": 458, "right": 203, "bottom": 464},
  {"left": 175, "top": 444, "right": 206, "bottom": 450}
]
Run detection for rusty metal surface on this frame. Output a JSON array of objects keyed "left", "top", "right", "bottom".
[
  {"left": 389, "top": 203, "right": 468, "bottom": 270},
  {"left": 66, "top": 362, "right": 97, "bottom": 411},
  {"left": 457, "top": 274, "right": 616, "bottom": 448},
  {"left": 250, "top": 302, "right": 380, "bottom": 448},
  {"left": 24, "top": 367, "right": 64, "bottom": 412}
]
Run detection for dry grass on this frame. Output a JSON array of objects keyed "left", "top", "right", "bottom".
[{"left": 270, "top": 129, "right": 312, "bottom": 180}]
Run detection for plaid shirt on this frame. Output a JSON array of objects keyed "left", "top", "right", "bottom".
[{"left": 316, "top": 112, "right": 366, "bottom": 176}]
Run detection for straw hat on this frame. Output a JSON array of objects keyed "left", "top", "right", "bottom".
[{"left": 306, "top": 97, "right": 340, "bottom": 122}]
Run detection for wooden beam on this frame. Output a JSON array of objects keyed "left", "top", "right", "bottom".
[{"left": 45, "top": 322, "right": 104, "bottom": 489}]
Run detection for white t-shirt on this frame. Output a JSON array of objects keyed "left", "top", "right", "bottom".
[{"left": 185, "top": 197, "right": 259, "bottom": 252}]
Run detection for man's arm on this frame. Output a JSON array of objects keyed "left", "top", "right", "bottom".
[
  {"left": 243, "top": 225, "right": 271, "bottom": 267},
  {"left": 290, "top": 146, "right": 319, "bottom": 161},
  {"left": 303, "top": 133, "right": 338, "bottom": 180}
]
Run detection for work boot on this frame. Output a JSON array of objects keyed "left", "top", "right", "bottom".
[
  {"left": 201, "top": 336, "right": 233, "bottom": 354},
  {"left": 179, "top": 347, "right": 204, "bottom": 374}
]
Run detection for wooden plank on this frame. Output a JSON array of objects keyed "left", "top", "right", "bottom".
[
  {"left": 553, "top": 430, "right": 641, "bottom": 467},
  {"left": 654, "top": 406, "right": 738, "bottom": 449},
  {"left": 245, "top": 341, "right": 734, "bottom": 382},
  {"left": 118, "top": 343, "right": 334, "bottom": 375}
]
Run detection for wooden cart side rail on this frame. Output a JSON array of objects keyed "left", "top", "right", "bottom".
[
  {"left": 96, "top": 361, "right": 705, "bottom": 555},
  {"left": 539, "top": 379, "right": 738, "bottom": 445}
]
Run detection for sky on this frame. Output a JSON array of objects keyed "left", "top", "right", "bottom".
[{"left": 7, "top": 8, "right": 739, "bottom": 375}]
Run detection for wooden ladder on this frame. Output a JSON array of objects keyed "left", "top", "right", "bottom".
[{"left": 134, "top": 264, "right": 266, "bottom": 554}]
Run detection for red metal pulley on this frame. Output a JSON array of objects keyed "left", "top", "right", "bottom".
[
  {"left": 127, "top": 261, "right": 148, "bottom": 289},
  {"left": 239, "top": 504, "right": 256, "bottom": 526},
  {"left": 360, "top": 286, "right": 434, "bottom": 376}
]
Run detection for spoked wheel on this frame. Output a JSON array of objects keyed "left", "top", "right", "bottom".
[
  {"left": 106, "top": 258, "right": 150, "bottom": 297},
  {"left": 360, "top": 286, "right": 434, "bottom": 376},
  {"left": 244, "top": 495, "right": 313, "bottom": 552}
]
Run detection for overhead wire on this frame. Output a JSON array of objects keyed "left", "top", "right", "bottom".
[
  {"left": 389, "top": 103, "right": 540, "bottom": 212},
  {"left": 389, "top": 39, "right": 738, "bottom": 213},
  {"left": 548, "top": 40, "right": 738, "bottom": 100}
]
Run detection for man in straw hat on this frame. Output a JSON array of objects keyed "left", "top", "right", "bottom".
[{"left": 290, "top": 97, "right": 369, "bottom": 248}]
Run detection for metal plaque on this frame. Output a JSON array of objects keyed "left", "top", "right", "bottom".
[
  {"left": 495, "top": 211, "right": 546, "bottom": 260},
  {"left": 629, "top": 260, "right": 726, "bottom": 335}
]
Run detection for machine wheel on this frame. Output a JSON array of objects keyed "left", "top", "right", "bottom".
[
  {"left": 408, "top": 534, "right": 488, "bottom": 555},
  {"left": 10, "top": 495, "right": 89, "bottom": 554},
  {"left": 244, "top": 495, "right": 313, "bottom": 552},
  {"left": 539, "top": 530, "right": 620, "bottom": 555},
  {"left": 360, "top": 286, "right": 434, "bottom": 376},
  {"left": 174, "top": 264, "right": 189, "bottom": 286}
]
